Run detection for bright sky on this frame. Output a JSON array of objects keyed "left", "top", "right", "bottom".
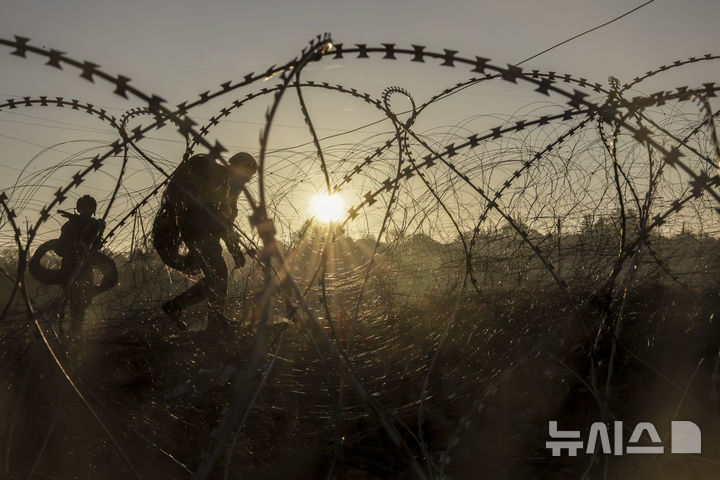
[
  {"left": 2, "top": 0, "right": 718, "bottom": 82},
  {"left": 1, "top": 0, "right": 719, "bottom": 241}
]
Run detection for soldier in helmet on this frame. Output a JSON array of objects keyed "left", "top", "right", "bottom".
[
  {"left": 58, "top": 194, "right": 106, "bottom": 333},
  {"left": 156, "top": 152, "right": 257, "bottom": 333}
]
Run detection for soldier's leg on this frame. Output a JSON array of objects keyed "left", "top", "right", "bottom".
[
  {"left": 161, "top": 237, "right": 209, "bottom": 329},
  {"left": 163, "top": 281, "right": 208, "bottom": 312},
  {"left": 196, "top": 235, "right": 229, "bottom": 330},
  {"left": 161, "top": 275, "right": 207, "bottom": 330},
  {"left": 69, "top": 288, "right": 87, "bottom": 334},
  {"left": 69, "top": 269, "right": 93, "bottom": 334}
]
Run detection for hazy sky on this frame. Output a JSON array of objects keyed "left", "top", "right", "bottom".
[
  {"left": 2, "top": 0, "right": 716, "bottom": 143},
  {"left": 2, "top": 0, "right": 718, "bottom": 79},
  {"left": 1, "top": 0, "right": 719, "bottom": 240}
]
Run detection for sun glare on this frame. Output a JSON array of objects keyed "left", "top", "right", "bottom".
[{"left": 310, "top": 192, "right": 345, "bottom": 223}]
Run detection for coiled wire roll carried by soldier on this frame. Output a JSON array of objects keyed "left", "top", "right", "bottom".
[{"left": 153, "top": 152, "right": 257, "bottom": 333}]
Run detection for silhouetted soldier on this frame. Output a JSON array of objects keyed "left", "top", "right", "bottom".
[
  {"left": 58, "top": 195, "right": 105, "bottom": 333},
  {"left": 155, "top": 152, "right": 257, "bottom": 332},
  {"left": 30, "top": 195, "right": 117, "bottom": 336}
]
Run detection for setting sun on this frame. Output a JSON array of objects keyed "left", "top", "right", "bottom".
[{"left": 310, "top": 192, "right": 345, "bottom": 223}]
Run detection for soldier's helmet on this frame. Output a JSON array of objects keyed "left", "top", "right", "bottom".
[
  {"left": 228, "top": 152, "right": 258, "bottom": 181},
  {"left": 76, "top": 195, "right": 97, "bottom": 216}
]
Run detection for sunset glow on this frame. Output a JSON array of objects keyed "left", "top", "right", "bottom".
[{"left": 310, "top": 192, "right": 345, "bottom": 223}]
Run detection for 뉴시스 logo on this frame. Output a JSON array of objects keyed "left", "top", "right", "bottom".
[{"left": 546, "top": 420, "right": 701, "bottom": 456}]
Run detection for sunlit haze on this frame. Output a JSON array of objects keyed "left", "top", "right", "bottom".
[{"left": 310, "top": 192, "right": 345, "bottom": 223}]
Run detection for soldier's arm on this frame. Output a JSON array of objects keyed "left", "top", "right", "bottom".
[
  {"left": 95, "top": 219, "right": 106, "bottom": 248},
  {"left": 223, "top": 229, "right": 246, "bottom": 268}
]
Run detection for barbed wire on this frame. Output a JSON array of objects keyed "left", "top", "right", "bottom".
[{"left": 0, "top": 35, "right": 719, "bottom": 479}]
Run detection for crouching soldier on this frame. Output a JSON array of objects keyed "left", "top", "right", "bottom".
[{"left": 153, "top": 152, "right": 257, "bottom": 333}]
